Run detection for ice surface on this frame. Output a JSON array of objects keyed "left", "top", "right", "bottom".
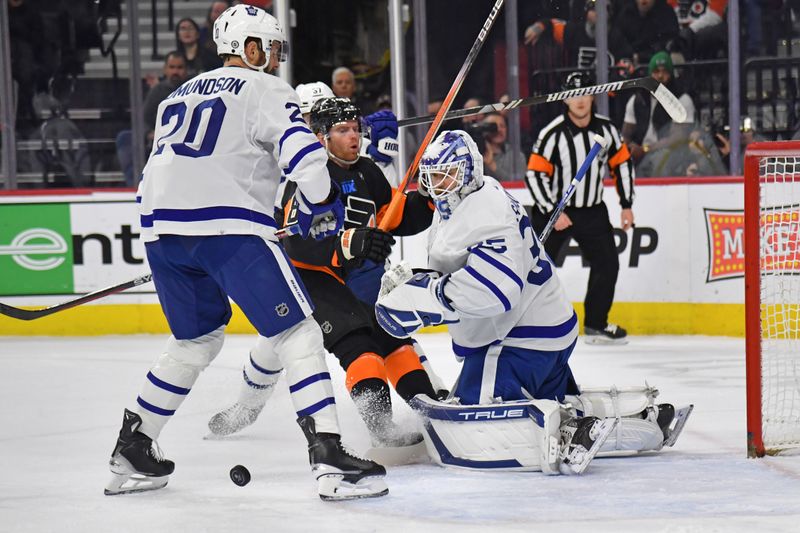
[{"left": 2, "top": 334, "right": 799, "bottom": 533}]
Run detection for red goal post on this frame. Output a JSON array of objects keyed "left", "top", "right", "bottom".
[{"left": 744, "top": 141, "right": 800, "bottom": 458}]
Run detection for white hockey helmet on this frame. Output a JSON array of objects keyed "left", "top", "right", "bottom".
[
  {"left": 419, "top": 130, "right": 484, "bottom": 219},
  {"left": 213, "top": 4, "right": 288, "bottom": 72},
  {"left": 295, "top": 82, "right": 335, "bottom": 114}
]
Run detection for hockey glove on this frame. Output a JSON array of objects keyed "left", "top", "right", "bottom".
[
  {"left": 337, "top": 227, "right": 395, "bottom": 262},
  {"left": 364, "top": 110, "right": 399, "bottom": 164},
  {"left": 379, "top": 261, "right": 414, "bottom": 298},
  {"left": 281, "top": 180, "right": 345, "bottom": 240},
  {"left": 375, "top": 272, "right": 459, "bottom": 338}
]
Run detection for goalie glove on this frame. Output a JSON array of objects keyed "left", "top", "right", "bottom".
[
  {"left": 279, "top": 180, "right": 345, "bottom": 240},
  {"left": 379, "top": 261, "right": 414, "bottom": 298},
  {"left": 337, "top": 227, "right": 395, "bottom": 262},
  {"left": 364, "top": 110, "right": 399, "bottom": 164},
  {"left": 375, "top": 272, "right": 459, "bottom": 338}
]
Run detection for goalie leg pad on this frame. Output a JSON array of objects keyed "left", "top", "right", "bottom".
[
  {"left": 272, "top": 317, "right": 340, "bottom": 434},
  {"left": 409, "top": 394, "right": 562, "bottom": 472},
  {"left": 136, "top": 326, "right": 225, "bottom": 438}
]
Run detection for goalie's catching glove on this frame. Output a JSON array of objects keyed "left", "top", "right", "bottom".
[
  {"left": 375, "top": 271, "right": 459, "bottom": 338},
  {"left": 338, "top": 227, "right": 395, "bottom": 262},
  {"left": 364, "top": 110, "right": 399, "bottom": 164}
]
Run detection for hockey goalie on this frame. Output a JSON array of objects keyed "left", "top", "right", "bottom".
[{"left": 375, "top": 130, "right": 692, "bottom": 473}]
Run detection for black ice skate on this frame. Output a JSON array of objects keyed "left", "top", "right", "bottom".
[
  {"left": 297, "top": 416, "right": 388, "bottom": 501},
  {"left": 558, "top": 416, "right": 617, "bottom": 475},
  {"left": 105, "top": 409, "right": 175, "bottom": 495},
  {"left": 657, "top": 403, "right": 695, "bottom": 448},
  {"left": 584, "top": 324, "right": 629, "bottom": 345},
  {"left": 364, "top": 421, "right": 428, "bottom": 467}
]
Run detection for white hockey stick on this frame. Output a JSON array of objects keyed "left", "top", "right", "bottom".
[{"left": 538, "top": 134, "right": 608, "bottom": 244}]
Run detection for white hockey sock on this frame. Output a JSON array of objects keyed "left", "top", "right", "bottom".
[
  {"left": 135, "top": 326, "right": 225, "bottom": 439},
  {"left": 271, "top": 317, "right": 340, "bottom": 435},
  {"left": 238, "top": 336, "right": 283, "bottom": 408}
]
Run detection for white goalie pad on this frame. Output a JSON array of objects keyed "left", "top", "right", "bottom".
[
  {"left": 565, "top": 385, "right": 692, "bottom": 455},
  {"left": 408, "top": 395, "right": 562, "bottom": 473}
]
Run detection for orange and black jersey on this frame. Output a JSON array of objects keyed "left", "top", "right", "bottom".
[
  {"left": 278, "top": 157, "right": 434, "bottom": 281},
  {"left": 525, "top": 112, "right": 634, "bottom": 215}
]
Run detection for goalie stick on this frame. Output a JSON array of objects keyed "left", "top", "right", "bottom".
[
  {"left": 538, "top": 134, "right": 608, "bottom": 244},
  {"left": 397, "top": 76, "right": 687, "bottom": 128},
  {"left": 0, "top": 273, "right": 153, "bottom": 321},
  {"left": 378, "top": 0, "right": 505, "bottom": 231}
]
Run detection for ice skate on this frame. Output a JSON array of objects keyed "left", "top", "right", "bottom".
[
  {"left": 207, "top": 403, "right": 265, "bottom": 437},
  {"left": 297, "top": 416, "right": 388, "bottom": 501},
  {"left": 105, "top": 409, "right": 175, "bottom": 495},
  {"left": 584, "top": 324, "right": 629, "bottom": 345},
  {"left": 365, "top": 421, "right": 428, "bottom": 466},
  {"left": 659, "top": 403, "right": 694, "bottom": 448},
  {"left": 558, "top": 416, "right": 617, "bottom": 475}
]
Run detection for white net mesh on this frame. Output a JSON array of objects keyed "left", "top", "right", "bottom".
[{"left": 758, "top": 155, "right": 800, "bottom": 454}]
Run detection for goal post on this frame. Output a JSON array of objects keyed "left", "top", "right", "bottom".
[{"left": 744, "top": 141, "right": 800, "bottom": 457}]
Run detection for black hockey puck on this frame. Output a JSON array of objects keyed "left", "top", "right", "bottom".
[{"left": 230, "top": 465, "right": 251, "bottom": 486}]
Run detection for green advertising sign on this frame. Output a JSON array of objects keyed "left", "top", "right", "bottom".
[{"left": 0, "top": 204, "right": 74, "bottom": 295}]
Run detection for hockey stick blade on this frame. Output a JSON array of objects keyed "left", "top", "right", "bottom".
[
  {"left": 0, "top": 273, "right": 153, "bottom": 321},
  {"left": 398, "top": 77, "right": 687, "bottom": 128},
  {"left": 538, "top": 134, "right": 607, "bottom": 244}
]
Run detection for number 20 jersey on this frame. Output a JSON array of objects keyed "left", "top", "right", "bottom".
[
  {"left": 137, "top": 67, "right": 331, "bottom": 243},
  {"left": 428, "top": 176, "right": 578, "bottom": 355}
]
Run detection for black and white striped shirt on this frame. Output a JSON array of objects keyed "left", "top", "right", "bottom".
[{"left": 525, "top": 112, "right": 635, "bottom": 214}]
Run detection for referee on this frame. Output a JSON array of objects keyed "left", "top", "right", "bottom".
[{"left": 525, "top": 72, "right": 635, "bottom": 345}]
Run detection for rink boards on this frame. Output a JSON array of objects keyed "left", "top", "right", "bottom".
[{"left": 0, "top": 178, "right": 760, "bottom": 335}]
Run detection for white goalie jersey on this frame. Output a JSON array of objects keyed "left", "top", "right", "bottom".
[
  {"left": 137, "top": 67, "right": 331, "bottom": 242},
  {"left": 429, "top": 176, "right": 578, "bottom": 354}
]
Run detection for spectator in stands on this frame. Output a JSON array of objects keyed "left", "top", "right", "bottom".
[
  {"left": 8, "top": 0, "right": 49, "bottom": 123},
  {"left": 143, "top": 52, "right": 189, "bottom": 149},
  {"left": 524, "top": 0, "right": 634, "bottom": 70},
  {"left": 614, "top": 0, "right": 680, "bottom": 66},
  {"left": 461, "top": 97, "right": 486, "bottom": 126},
  {"left": 175, "top": 17, "right": 222, "bottom": 78},
  {"left": 714, "top": 117, "right": 765, "bottom": 172},
  {"left": 667, "top": 0, "right": 727, "bottom": 60},
  {"left": 199, "top": 1, "right": 231, "bottom": 54},
  {"left": 478, "top": 112, "right": 527, "bottom": 182},
  {"left": 621, "top": 51, "right": 695, "bottom": 173},
  {"left": 332, "top": 66, "right": 356, "bottom": 98}
]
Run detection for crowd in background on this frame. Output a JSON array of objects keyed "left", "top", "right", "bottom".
[{"left": 5, "top": 0, "right": 800, "bottom": 187}]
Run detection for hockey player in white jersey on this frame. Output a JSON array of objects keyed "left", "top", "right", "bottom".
[
  {"left": 106, "top": 4, "right": 387, "bottom": 501},
  {"left": 375, "top": 130, "right": 691, "bottom": 473}
]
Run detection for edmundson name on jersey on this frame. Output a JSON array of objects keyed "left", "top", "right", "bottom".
[{"left": 167, "top": 77, "right": 248, "bottom": 100}]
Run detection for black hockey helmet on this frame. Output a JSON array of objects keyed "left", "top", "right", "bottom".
[
  {"left": 309, "top": 97, "right": 362, "bottom": 135},
  {"left": 562, "top": 71, "right": 595, "bottom": 91}
]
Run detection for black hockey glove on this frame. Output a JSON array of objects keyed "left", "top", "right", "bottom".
[{"left": 337, "top": 228, "right": 395, "bottom": 262}]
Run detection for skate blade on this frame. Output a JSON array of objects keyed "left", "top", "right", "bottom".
[
  {"left": 583, "top": 336, "right": 629, "bottom": 346},
  {"left": 104, "top": 471, "right": 169, "bottom": 495},
  {"left": 317, "top": 474, "right": 389, "bottom": 501},
  {"left": 365, "top": 440, "right": 429, "bottom": 466},
  {"left": 560, "top": 418, "right": 618, "bottom": 475},
  {"left": 663, "top": 404, "right": 694, "bottom": 448}
]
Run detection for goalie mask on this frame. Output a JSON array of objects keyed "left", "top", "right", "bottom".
[
  {"left": 419, "top": 130, "right": 484, "bottom": 220},
  {"left": 296, "top": 82, "right": 335, "bottom": 115},
  {"left": 310, "top": 97, "right": 363, "bottom": 166},
  {"left": 213, "top": 4, "right": 288, "bottom": 73}
]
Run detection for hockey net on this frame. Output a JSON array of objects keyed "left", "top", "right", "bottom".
[{"left": 745, "top": 141, "right": 800, "bottom": 457}]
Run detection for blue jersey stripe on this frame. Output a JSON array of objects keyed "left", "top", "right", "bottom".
[
  {"left": 470, "top": 248, "right": 523, "bottom": 290},
  {"left": 296, "top": 396, "right": 336, "bottom": 417},
  {"left": 140, "top": 206, "right": 277, "bottom": 229},
  {"left": 243, "top": 369, "right": 273, "bottom": 390},
  {"left": 465, "top": 265, "right": 511, "bottom": 312},
  {"left": 507, "top": 312, "right": 578, "bottom": 339},
  {"left": 147, "top": 371, "right": 190, "bottom": 395},
  {"left": 137, "top": 396, "right": 175, "bottom": 416},
  {"left": 250, "top": 355, "right": 282, "bottom": 376},
  {"left": 284, "top": 142, "right": 323, "bottom": 175},
  {"left": 279, "top": 125, "right": 313, "bottom": 152},
  {"left": 289, "top": 372, "right": 331, "bottom": 393}
]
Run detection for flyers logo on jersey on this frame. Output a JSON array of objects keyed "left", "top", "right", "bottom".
[{"left": 704, "top": 206, "right": 800, "bottom": 282}]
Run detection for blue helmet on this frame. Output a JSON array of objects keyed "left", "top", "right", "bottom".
[{"left": 419, "top": 130, "right": 484, "bottom": 219}]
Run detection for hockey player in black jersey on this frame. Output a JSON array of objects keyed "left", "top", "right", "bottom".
[{"left": 209, "top": 97, "right": 439, "bottom": 450}]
